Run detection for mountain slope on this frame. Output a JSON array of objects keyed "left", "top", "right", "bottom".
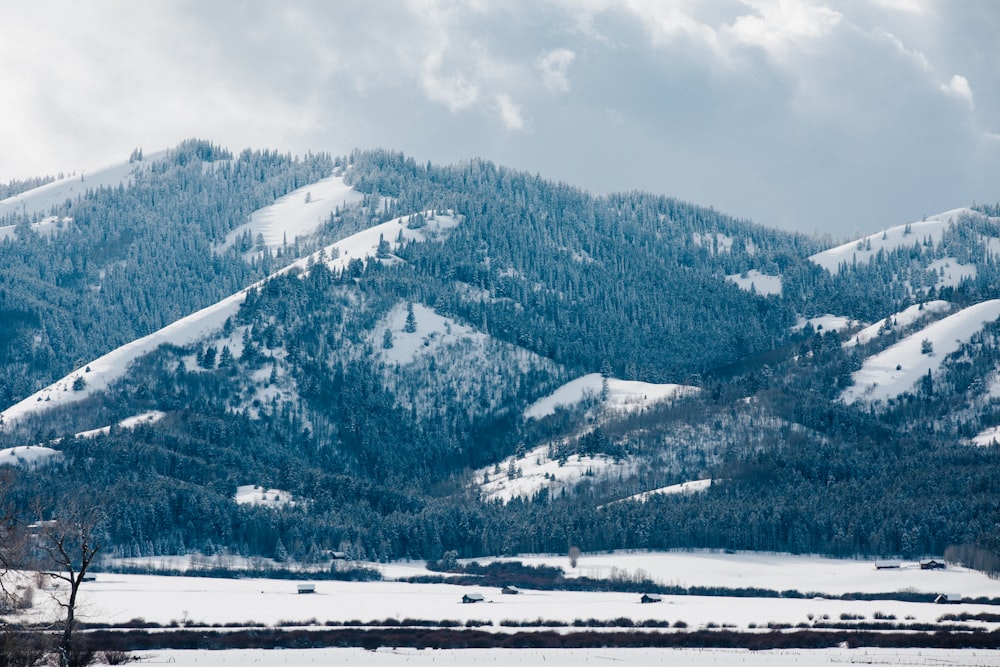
[{"left": 2, "top": 143, "right": 1000, "bottom": 570}]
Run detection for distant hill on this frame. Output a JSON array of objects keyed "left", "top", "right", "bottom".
[{"left": 2, "top": 142, "right": 1000, "bottom": 572}]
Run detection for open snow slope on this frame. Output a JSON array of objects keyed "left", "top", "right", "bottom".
[
  {"left": 725, "top": 270, "right": 782, "bottom": 296},
  {"left": 0, "top": 151, "right": 167, "bottom": 220},
  {"left": 524, "top": 373, "right": 698, "bottom": 420},
  {"left": 841, "top": 300, "right": 1000, "bottom": 406},
  {"left": 0, "top": 445, "right": 62, "bottom": 468},
  {"left": 809, "top": 208, "right": 979, "bottom": 274},
  {"left": 611, "top": 479, "right": 714, "bottom": 504},
  {"left": 843, "top": 301, "right": 950, "bottom": 348},
  {"left": 0, "top": 210, "right": 460, "bottom": 428},
  {"left": 219, "top": 173, "right": 363, "bottom": 254}
]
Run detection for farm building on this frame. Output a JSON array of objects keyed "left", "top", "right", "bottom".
[
  {"left": 640, "top": 594, "right": 663, "bottom": 604},
  {"left": 462, "top": 593, "right": 485, "bottom": 604},
  {"left": 920, "top": 559, "right": 946, "bottom": 570}
]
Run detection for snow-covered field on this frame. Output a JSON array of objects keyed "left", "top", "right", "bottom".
[
  {"left": 13, "top": 550, "right": 1000, "bottom": 665},
  {"left": 40, "top": 551, "right": 1000, "bottom": 631},
  {"left": 133, "top": 647, "right": 1000, "bottom": 667}
]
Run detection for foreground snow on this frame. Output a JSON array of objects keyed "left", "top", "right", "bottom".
[{"left": 134, "top": 647, "right": 1000, "bottom": 667}]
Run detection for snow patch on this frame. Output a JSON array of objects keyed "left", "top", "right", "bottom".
[
  {"left": 809, "top": 208, "right": 978, "bottom": 274},
  {"left": 792, "top": 315, "right": 856, "bottom": 334},
  {"left": 926, "top": 257, "right": 976, "bottom": 288},
  {"left": 235, "top": 484, "right": 296, "bottom": 508},
  {"left": 612, "top": 479, "right": 713, "bottom": 504},
  {"left": 75, "top": 411, "right": 166, "bottom": 439},
  {"left": 0, "top": 445, "right": 62, "bottom": 468},
  {"left": 725, "top": 270, "right": 781, "bottom": 296},
  {"left": 475, "top": 443, "right": 635, "bottom": 503},
  {"left": 0, "top": 150, "right": 167, "bottom": 220},
  {"left": 692, "top": 232, "right": 734, "bottom": 253},
  {"left": 377, "top": 302, "right": 486, "bottom": 366},
  {"left": 0, "top": 215, "right": 73, "bottom": 241},
  {"left": 841, "top": 300, "right": 1000, "bottom": 406},
  {"left": 842, "top": 301, "right": 950, "bottom": 348},
  {"left": 219, "top": 173, "right": 362, "bottom": 255},
  {"left": 524, "top": 373, "right": 699, "bottom": 420}
]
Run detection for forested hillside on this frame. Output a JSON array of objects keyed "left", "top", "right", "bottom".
[{"left": 3, "top": 142, "right": 1000, "bottom": 572}]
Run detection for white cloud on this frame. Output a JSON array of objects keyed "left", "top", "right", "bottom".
[
  {"left": 419, "top": 48, "right": 481, "bottom": 112},
  {"left": 725, "top": 0, "right": 843, "bottom": 62},
  {"left": 941, "top": 74, "right": 974, "bottom": 108},
  {"left": 495, "top": 93, "right": 526, "bottom": 131},
  {"left": 538, "top": 48, "right": 576, "bottom": 94}
]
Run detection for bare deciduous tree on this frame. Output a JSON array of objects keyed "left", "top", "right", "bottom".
[{"left": 35, "top": 502, "right": 103, "bottom": 667}]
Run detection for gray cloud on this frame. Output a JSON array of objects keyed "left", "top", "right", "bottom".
[{"left": 0, "top": 0, "right": 997, "bottom": 237}]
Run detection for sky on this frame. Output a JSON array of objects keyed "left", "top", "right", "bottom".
[{"left": 0, "top": 0, "right": 997, "bottom": 238}]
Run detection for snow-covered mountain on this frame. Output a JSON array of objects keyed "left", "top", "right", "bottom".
[{"left": 2, "top": 141, "right": 1000, "bottom": 569}]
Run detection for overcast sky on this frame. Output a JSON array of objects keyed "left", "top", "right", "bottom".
[{"left": 1, "top": 0, "right": 997, "bottom": 238}]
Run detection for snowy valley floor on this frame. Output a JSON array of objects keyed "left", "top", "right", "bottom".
[
  {"left": 132, "top": 647, "right": 1000, "bottom": 667},
  {"left": 12, "top": 551, "right": 1000, "bottom": 662}
]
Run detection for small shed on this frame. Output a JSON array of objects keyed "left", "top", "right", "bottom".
[
  {"left": 640, "top": 593, "right": 663, "bottom": 604},
  {"left": 934, "top": 593, "right": 961, "bottom": 604},
  {"left": 501, "top": 585, "right": 520, "bottom": 595},
  {"left": 875, "top": 560, "right": 901, "bottom": 570},
  {"left": 462, "top": 593, "right": 485, "bottom": 604},
  {"left": 920, "top": 559, "right": 946, "bottom": 570},
  {"left": 297, "top": 583, "right": 316, "bottom": 594}
]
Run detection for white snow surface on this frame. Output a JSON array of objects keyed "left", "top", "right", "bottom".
[
  {"left": 725, "top": 269, "right": 782, "bottom": 296},
  {"left": 792, "top": 314, "right": 856, "bottom": 334},
  {"left": 692, "top": 231, "right": 734, "bottom": 253},
  {"left": 0, "top": 445, "right": 62, "bottom": 468},
  {"left": 0, "top": 211, "right": 461, "bottom": 428},
  {"left": 75, "top": 411, "right": 166, "bottom": 438},
  {"left": 524, "top": 373, "right": 699, "bottom": 420},
  {"left": 220, "top": 173, "right": 362, "bottom": 254},
  {"left": 377, "top": 302, "right": 486, "bottom": 365},
  {"left": 841, "top": 299, "right": 1000, "bottom": 405},
  {"left": 129, "top": 647, "right": 1000, "bottom": 667},
  {"left": 927, "top": 257, "right": 976, "bottom": 288},
  {"left": 809, "top": 208, "right": 978, "bottom": 274},
  {"left": 235, "top": 484, "right": 296, "bottom": 508},
  {"left": 0, "top": 151, "right": 167, "bottom": 220},
  {"left": 12, "top": 550, "right": 1000, "bottom": 665},
  {"left": 476, "top": 443, "right": 635, "bottom": 503},
  {"left": 971, "top": 424, "right": 1000, "bottom": 447},
  {"left": 0, "top": 215, "right": 74, "bottom": 241},
  {"left": 612, "top": 479, "right": 714, "bottom": 503},
  {"left": 843, "top": 301, "right": 951, "bottom": 348},
  {"left": 21, "top": 551, "right": 1000, "bottom": 630}
]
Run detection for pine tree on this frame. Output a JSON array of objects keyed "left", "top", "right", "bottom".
[{"left": 404, "top": 303, "right": 417, "bottom": 333}]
